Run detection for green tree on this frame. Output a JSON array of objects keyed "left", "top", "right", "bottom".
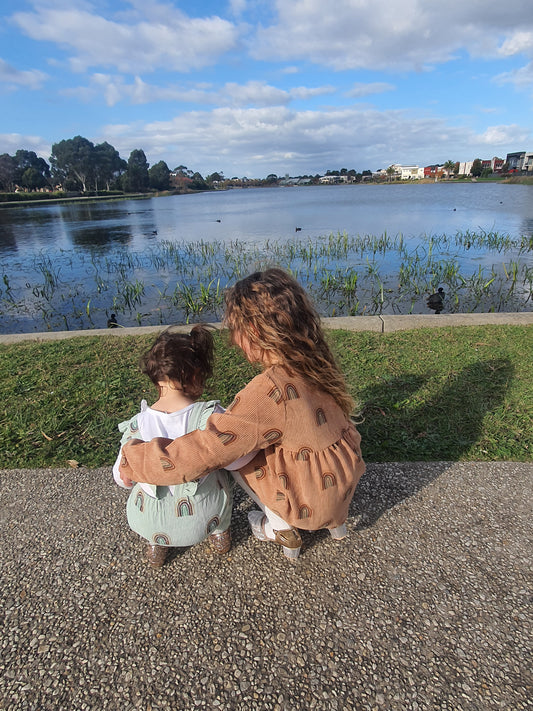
[
  {"left": 471, "top": 158, "right": 483, "bottom": 178},
  {"left": 206, "top": 172, "right": 224, "bottom": 185},
  {"left": 386, "top": 165, "right": 396, "bottom": 182},
  {"left": 0, "top": 154, "right": 17, "bottom": 191},
  {"left": 189, "top": 171, "right": 207, "bottom": 190},
  {"left": 14, "top": 150, "right": 50, "bottom": 188},
  {"left": 50, "top": 136, "right": 95, "bottom": 192},
  {"left": 148, "top": 160, "right": 170, "bottom": 190},
  {"left": 21, "top": 167, "right": 47, "bottom": 191},
  {"left": 93, "top": 142, "right": 126, "bottom": 191},
  {"left": 123, "top": 149, "right": 149, "bottom": 192}
]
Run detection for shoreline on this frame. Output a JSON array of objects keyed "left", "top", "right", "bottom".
[
  {"left": 1, "top": 177, "right": 531, "bottom": 209},
  {"left": 1, "top": 311, "right": 532, "bottom": 345}
]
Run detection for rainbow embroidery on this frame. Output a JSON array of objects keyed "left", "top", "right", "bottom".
[
  {"left": 263, "top": 429, "right": 282, "bottom": 443},
  {"left": 217, "top": 431, "right": 237, "bottom": 445},
  {"left": 153, "top": 533, "right": 170, "bottom": 545},
  {"left": 278, "top": 473, "right": 289, "bottom": 489},
  {"left": 176, "top": 499, "right": 193, "bottom": 517},
  {"left": 226, "top": 396, "right": 240, "bottom": 412},
  {"left": 134, "top": 490, "right": 144, "bottom": 512},
  {"left": 298, "top": 505, "right": 312, "bottom": 519},
  {"left": 285, "top": 384, "right": 299, "bottom": 400},
  {"left": 207, "top": 516, "right": 220, "bottom": 534},
  {"left": 254, "top": 466, "right": 266, "bottom": 480},
  {"left": 268, "top": 387, "right": 282, "bottom": 403},
  {"left": 316, "top": 408, "right": 327, "bottom": 426},
  {"left": 296, "top": 447, "right": 312, "bottom": 461},
  {"left": 160, "top": 457, "right": 174, "bottom": 471},
  {"left": 322, "top": 472, "right": 336, "bottom": 489}
]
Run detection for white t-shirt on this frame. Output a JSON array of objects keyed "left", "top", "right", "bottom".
[{"left": 112, "top": 400, "right": 256, "bottom": 496}]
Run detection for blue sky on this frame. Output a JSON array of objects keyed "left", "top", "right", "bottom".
[{"left": 1, "top": 0, "right": 532, "bottom": 178}]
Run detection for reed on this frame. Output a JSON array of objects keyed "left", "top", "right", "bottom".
[{"left": 1, "top": 229, "right": 531, "bottom": 333}]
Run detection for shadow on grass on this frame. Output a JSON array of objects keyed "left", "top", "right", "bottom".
[{"left": 349, "top": 357, "right": 513, "bottom": 530}]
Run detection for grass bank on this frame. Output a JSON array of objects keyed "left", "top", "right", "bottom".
[{"left": 0, "top": 324, "right": 531, "bottom": 469}]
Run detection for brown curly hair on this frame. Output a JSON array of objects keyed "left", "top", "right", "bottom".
[
  {"left": 140, "top": 325, "right": 214, "bottom": 400},
  {"left": 224, "top": 268, "right": 354, "bottom": 416}
]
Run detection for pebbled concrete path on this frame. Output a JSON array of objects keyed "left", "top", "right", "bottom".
[{"left": 1, "top": 461, "right": 531, "bottom": 710}]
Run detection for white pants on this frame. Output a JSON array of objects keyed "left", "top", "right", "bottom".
[{"left": 231, "top": 471, "right": 291, "bottom": 538}]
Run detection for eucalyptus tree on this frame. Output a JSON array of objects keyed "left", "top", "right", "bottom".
[
  {"left": 123, "top": 149, "right": 150, "bottom": 192},
  {"left": 93, "top": 141, "right": 127, "bottom": 191},
  {"left": 50, "top": 136, "right": 95, "bottom": 192},
  {"left": 0, "top": 154, "right": 17, "bottom": 191},
  {"left": 14, "top": 150, "right": 51, "bottom": 188},
  {"left": 148, "top": 160, "right": 170, "bottom": 190}
]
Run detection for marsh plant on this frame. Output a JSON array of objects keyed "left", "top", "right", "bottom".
[{"left": 1, "top": 230, "right": 532, "bottom": 333}]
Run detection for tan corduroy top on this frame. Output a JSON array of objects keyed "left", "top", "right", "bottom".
[{"left": 120, "top": 365, "right": 366, "bottom": 530}]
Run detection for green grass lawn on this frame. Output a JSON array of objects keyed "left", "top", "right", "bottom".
[{"left": 0, "top": 324, "right": 531, "bottom": 469}]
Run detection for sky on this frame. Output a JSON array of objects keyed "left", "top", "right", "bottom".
[{"left": 1, "top": 0, "right": 532, "bottom": 179}]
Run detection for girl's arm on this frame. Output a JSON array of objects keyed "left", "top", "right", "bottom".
[{"left": 119, "top": 372, "right": 284, "bottom": 486}]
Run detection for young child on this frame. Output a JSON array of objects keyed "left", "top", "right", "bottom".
[
  {"left": 119, "top": 268, "right": 365, "bottom": 561},
  {"left": 113, "top": 325, "right": 255, "bottom": 568}
]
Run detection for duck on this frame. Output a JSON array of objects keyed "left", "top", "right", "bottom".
[
  {"left": 427, "top": 288, "right": 445, "bottom": 312},
  {"left": 295, "top": 227, "right": 302, "bottom": 232},
  {"left": 107, "top": 313, "right": 119, "bottom": 328}
]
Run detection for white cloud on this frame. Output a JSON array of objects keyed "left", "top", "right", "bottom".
[
  {"left": 251, "top": 0, "right": 533, "bottom": 71},
  {"left": 0, "top": 58, "right": 48, "bottom": 90},
  {"left": 498, "top": 31, "right": 533, "bottom": 58},
  {"left": 98, "top": 105, "right": 531, "bottom": 176},
  {"left": 11, "top": 2, "right": 239, "bottom": 74},
  {"left": 346, "top": 83, "right": 395, "bottom": 98},
  {"left": 62, "top": 74, "right": 335, "bottom": 107},
  {"left": 479, "top": 124, "right": 531, "bottom": 146},
  {"left": 495, "top": 62, "right": 533, "bottom": 95},
  {"left": 0, "top": 133, "right": 50, "bottom": 158}
]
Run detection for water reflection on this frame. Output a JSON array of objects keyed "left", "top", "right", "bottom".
[
  {"left": 0, "top": 218, "right": 16, "bottom": 253},
  {"left": 0, "top": 184, "right": 532, "bottom": 334},
  {"left": 69, "top": 225, "right": 133, "bottom": 248}
]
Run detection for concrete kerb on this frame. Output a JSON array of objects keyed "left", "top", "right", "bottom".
[{"left": 0, "top": 312, "right": 532, "bottom": 345}]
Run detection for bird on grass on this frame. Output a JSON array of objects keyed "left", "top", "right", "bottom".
[{"left": 426, "top": 288, "right": 445, "bottom": 313}]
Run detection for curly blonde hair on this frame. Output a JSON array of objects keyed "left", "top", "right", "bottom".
[{"left": 224, "top": 268, "right": 354, "bottom": 416}]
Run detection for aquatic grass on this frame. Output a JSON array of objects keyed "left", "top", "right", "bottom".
[{"left": 1, "top": 229, "right": 532, "bottom": 333}]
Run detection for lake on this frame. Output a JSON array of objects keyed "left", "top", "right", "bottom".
[{"left": 0, "top": 182, "right": 532, "bottom": 333}]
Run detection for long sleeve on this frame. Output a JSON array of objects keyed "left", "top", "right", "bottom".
[{"left": 119, "top": 370, "right": 285, "bottom": 486}]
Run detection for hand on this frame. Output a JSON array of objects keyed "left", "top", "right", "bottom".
[{"left": 120, "top": 470, "right": 134, "bottom": 488}]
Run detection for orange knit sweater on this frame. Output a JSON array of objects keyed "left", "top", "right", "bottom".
[{"left": 120, "top": 364, "right": 365, "bottom": 529}]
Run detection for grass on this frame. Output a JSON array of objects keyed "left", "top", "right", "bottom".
[{"left": 0, "top": 324, "right": 531, "bottom": 469}]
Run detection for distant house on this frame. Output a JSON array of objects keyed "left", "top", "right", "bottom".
[
  {"left": 390, "top": 165, "right": 423, "bottom": 180},
  {"left": 424, "top": 165, "right": 446, "bottom": 179},
  {"left": 457, "top": 161, "right": 474, "bottom": 176},
  {"left": 506, "top": 152, "right": 526, "bottom": 171}
]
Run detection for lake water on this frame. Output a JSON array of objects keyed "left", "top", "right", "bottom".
[{"left": 0, "top": 182, "right": 532, "bottom": 333}]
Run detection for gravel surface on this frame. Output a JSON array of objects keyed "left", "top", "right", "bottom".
[{"left": 1, "top": 461, "right": 531, "bottom": 711}]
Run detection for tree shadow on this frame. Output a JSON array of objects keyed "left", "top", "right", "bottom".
[{"left": 348, "top": 357, "right": 513, "bottom": 530}]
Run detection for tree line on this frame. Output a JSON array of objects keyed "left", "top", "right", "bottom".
[{"left": 0, "top": 136, "right": 222, "bottom": 194}]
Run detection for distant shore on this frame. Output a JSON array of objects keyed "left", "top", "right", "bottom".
[{"left": 1, "top": 176, "right": 532, "bottom": 209}]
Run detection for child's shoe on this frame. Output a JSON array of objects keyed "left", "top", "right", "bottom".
[
  {"left": 209, "top": 529, "right": 232, "bottom": 555},
  {"left": 328, "top": 523, "right": 348, "bottom": 540},
  {"left": 145, "top": 543, "right": 168, "bottom": 568},
  {"left": 248, "top": 511, "right": 302, "bottom": 561}
]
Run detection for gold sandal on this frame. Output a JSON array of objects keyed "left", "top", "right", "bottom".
[{"left": 248, "top": 511, "right": 302, "bottom": 561}]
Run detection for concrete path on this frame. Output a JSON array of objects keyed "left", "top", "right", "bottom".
[
  {"left": 1, "top": 461, "right": 531, "bottom": 710},
  {"left": 1, "top": 311, "right": 532, "bottom": 344}
]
